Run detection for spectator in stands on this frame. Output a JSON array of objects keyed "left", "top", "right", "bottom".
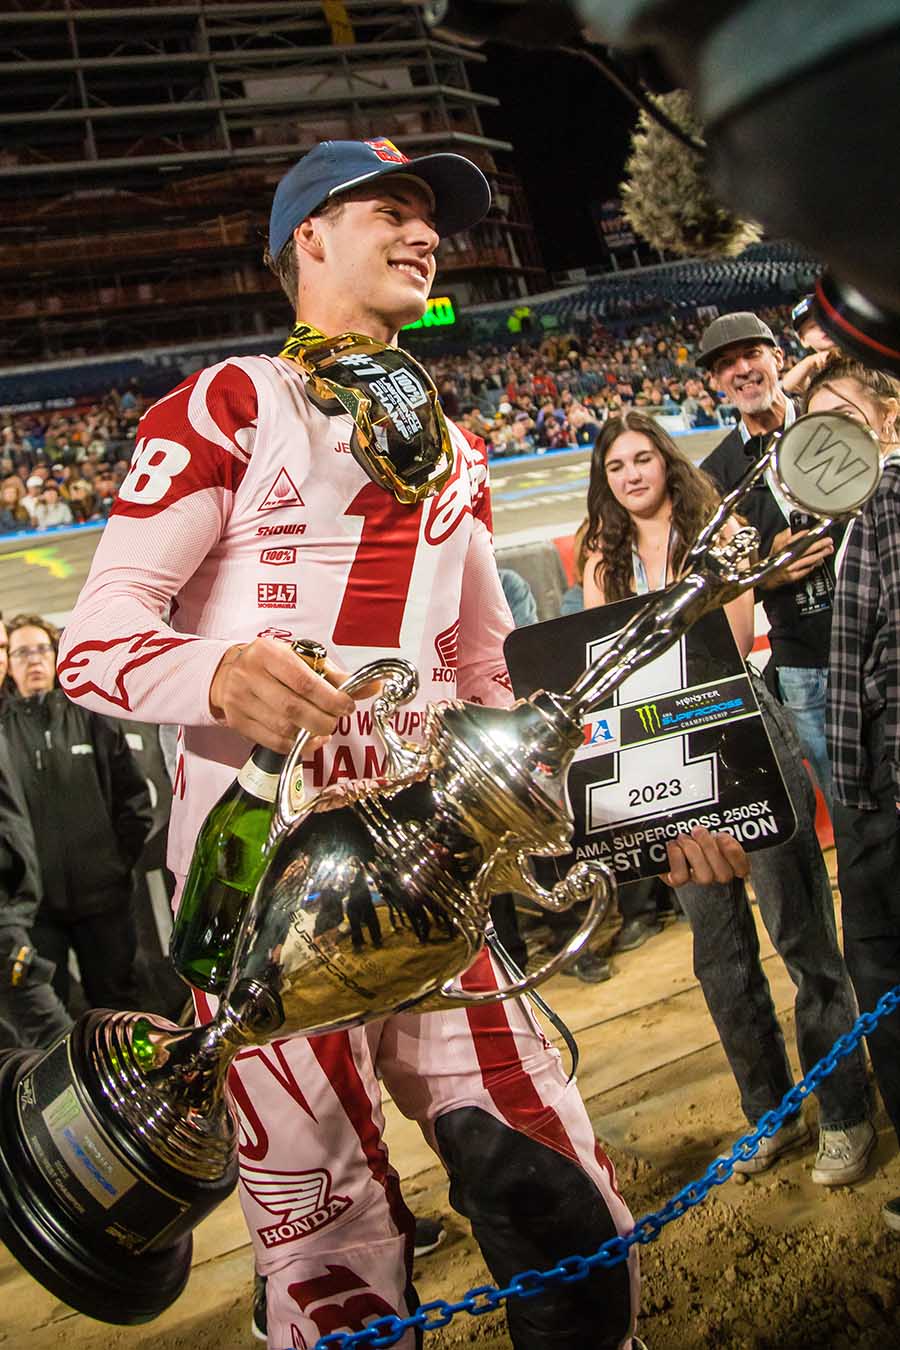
[
  {"left": 585, "top": 410, "right": 875, "bottom": 1185},
  {"left": 680, "top": 376, "right": 705, "bottom": 424},
  {"left": 783, "top": 294, "right": 837, "bottom": 397},
  {"left": 2, "top": 614, "right": 152, "bottom": 1013},
  {"left": 531, "top": 364, "right": 559, "bottom": 403},
  {"left": 21, "top": 474, "right": 44, "bottom": 523},
  {"left": 92, "top": 469, "right": 118, "bottom": 519},
  {"left": 0, "top": 477, "right": 31, "bottom": 533},
  {"left": 569, "top": 403, "right": 602, "bottom": 447},
  {"left": 699, "top": 311, "right": 839, "bottom": 818},
  {"left": 690, "top": 392, "right": 725, "bottom": 429},
  {"left": 806, "top": 356, "right": 900, "bottom": 1227},
  {"left": 67, "top": 479, "right": 98, "bottom": 523},
  {"left": 509, "top": 412, "right": 537, "bottom": 454},
  {"left": 33, "top": 482, "right": 73, "bottom": 530}
]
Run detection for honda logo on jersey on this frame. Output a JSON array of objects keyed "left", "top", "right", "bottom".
[
  {"left": 260, "top": 547, "right": 297, "bottom": 565},
  {"left": 258, "top": 583, "right": 297, "bottom": 608},
  {"left": 241, "top": 1165, "right": 352, "bottom": 1250},
  {"left": 258, "top": 467, "right": 304, "bottom": 511},
  {"left": 433, "top": 618, "right": 459, "bottom": 684}
]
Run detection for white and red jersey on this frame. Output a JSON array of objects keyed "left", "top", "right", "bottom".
[
  {"left": 57, "top": 354, "right": 514, "bottom": 878},
  {"left": 57, "top": 351, "right": 639, "bottom": 1346}
]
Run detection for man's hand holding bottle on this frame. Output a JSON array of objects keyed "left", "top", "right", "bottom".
[{"left": 209, "top": 636, "right": 356, "bottom": 753}]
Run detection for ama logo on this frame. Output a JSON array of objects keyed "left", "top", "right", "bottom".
[{"left": 258, "top": 467, "right": 304, "bottom": 511}]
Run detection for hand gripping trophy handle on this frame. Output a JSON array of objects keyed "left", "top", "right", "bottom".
[
  {"left": 268, "top": 657, "right": 615, "bottom": 1011},
  {"left": 0, "top": 411, "right": 880, "bottom": 1328}
]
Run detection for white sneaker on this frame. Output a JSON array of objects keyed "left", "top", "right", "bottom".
[
  {"left": 811, "top": 1120, "right": 876, "bottom": 1186},
  {"left": 882, "top": 1197, "right": 900, "bottom": 1231},
  {"left": 732, "top": 1114, "right": 810, "bottom": 1174}
]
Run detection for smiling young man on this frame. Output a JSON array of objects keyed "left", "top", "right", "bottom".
[{"left": 57, "top": 138, "right": 649, "bottom": 1349}]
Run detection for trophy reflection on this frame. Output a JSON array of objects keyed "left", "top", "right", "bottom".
[{"left": 0, "top": 411, "right": 881, "bottom": 1324}]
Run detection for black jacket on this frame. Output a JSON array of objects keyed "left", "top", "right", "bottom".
[
  {"left": 2, "top": 690, "right": 152, "bottom": 917},
  {"left": 0, "top": 728, "right": 42, "bottom": 932},
  {"left": 702, "top": 423, "right": 842, "bottom": 670}
]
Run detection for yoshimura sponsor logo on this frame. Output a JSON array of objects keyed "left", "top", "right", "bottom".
[
  {"left": 258, "top": 582, "right": 297, "bottom": 609},
  {"left": 260, "top": 547, "right": 297, "bottom": 565},
  {"left": 257, "top": 523, "right": 307, "bottom": 537},
  {"left": 636, "top": 703, "right": 662, "bottom": 734},
  {"left": 242, "top": 1165, "right": 352, "bottom": 1250}
]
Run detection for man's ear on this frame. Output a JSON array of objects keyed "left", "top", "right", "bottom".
[
  {"left": 294, "top": 218, "right": 325, "bottom": 263},
  {"left": 773, "top": 344, "right": 785, "bottom": 372}
]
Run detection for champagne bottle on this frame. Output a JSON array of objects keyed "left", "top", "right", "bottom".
[{"left": 169, "top": 639, "right": 327, "bottom": 994}]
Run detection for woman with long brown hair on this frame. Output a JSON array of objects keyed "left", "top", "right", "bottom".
[
  {"left": 582, "top": 410, "right": 753, "bottom": 655},
  {"left": 580, "top": 409, "right": 874, "bottom": 1186}
]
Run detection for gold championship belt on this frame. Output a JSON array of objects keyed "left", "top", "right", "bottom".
[{"left": 280, "top": 322, "right": 453, "bottom": 504}]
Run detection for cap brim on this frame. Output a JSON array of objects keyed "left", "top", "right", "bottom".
[
  {"left": 331, "top": 152, "right": 491, "bottom": 237},
  {"left": 697, "top": 336, "right": 776, "bottom": 369}
]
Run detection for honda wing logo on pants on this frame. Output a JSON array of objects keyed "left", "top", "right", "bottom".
[
  {"left": 636, "top": 703, "right": 662, "bottom": 734},
  {"left": 242, "top": 1165, "right": 352, "bottom": 1249}
]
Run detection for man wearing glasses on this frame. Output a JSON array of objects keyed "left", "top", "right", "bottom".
[{"left": 2, "top": 614, "right": 151, "bottom": 1015}]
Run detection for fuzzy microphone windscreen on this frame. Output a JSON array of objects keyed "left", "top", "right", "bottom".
[{"left": 620, "top": 90, "right": 762, "bottom": 258}]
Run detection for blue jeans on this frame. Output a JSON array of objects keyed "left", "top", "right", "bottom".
[
  {"left": 776, "top": 665, "right": 833, "bottom": 822},
  {"left": 676, "top": 675, "right": 869, "bottom": 1130}
]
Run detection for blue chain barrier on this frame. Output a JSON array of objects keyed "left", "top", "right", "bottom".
[{"left": 310, "top": 983, "right": 900, "bottom": 1350}]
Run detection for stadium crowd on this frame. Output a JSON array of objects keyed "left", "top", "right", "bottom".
[
  {"left": 0, "top": 381, "right": 141, "bottom": 532},
  {"left": 0, "top": 305, "right": 813, "bottom": 535}
]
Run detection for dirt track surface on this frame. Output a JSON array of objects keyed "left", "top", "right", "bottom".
[{"left": 6, "top": 878, "right": 900, "bottom": 1349}]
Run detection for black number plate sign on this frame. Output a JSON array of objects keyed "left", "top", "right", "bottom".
[{"left": 504, "top": 597, "right": 796, "bottom": 885}]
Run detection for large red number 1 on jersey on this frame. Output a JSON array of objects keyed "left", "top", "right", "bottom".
[{"left": 332, "top": 483, "right": 423, "bottom": 647}]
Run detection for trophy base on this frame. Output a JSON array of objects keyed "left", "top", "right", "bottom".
[{"left": 0, "top": 1045, "right": 192, "bottom": 1324}]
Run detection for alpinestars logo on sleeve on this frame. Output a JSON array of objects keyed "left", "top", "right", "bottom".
[
  {"left": 57, "top": 631, "right": 197, "bottom": 712},
  {"left": 241, "top": 1165, "right": 352, "bottom": 1249}
]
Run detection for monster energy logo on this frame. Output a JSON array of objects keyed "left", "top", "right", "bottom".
[{"left": 636, "top": 703, "right": 662, "bottom": 733}]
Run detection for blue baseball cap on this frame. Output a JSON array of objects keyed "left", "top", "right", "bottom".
[{"left": 268, "top": 137, "right": 491, "bottom": 258}]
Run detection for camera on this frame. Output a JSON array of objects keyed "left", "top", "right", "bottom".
[{"left": 425, "top": 0, "right": 900, "bottom": 371}]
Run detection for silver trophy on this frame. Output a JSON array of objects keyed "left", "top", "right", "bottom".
[{"left": 0, "top": 412, "right": 879, "bottom": 1323}]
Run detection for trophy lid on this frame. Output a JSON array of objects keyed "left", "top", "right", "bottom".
[{"left": 774, "top": 412, "right": 881, "bottom": 518}]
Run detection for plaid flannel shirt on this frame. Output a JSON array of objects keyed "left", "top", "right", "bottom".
[{"left": 827, "top": 458, "right": 900, "bottom": 809}]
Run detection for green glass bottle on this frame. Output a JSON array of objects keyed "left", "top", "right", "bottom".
[
  {"left": 169, "top": 638, "right": 327, "bottom": 994},
  {"left": 169, "top": 742, "right": 285, "bottom": 994}
]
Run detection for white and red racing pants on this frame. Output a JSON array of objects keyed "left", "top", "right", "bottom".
[{"left": 191, "top": 915, "right": 639, "bottom": 1350}]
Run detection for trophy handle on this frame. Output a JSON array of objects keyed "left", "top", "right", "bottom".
[
  {"left": 273, "top": 657, "right": 420, "bottom": 833},
  {"left": 417, "top": 861, "right": 615, "bottom": 1010}
]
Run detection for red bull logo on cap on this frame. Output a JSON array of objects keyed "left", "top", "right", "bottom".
[{"left": 365, "top": 138, "right": 409, "bottom": 165}]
